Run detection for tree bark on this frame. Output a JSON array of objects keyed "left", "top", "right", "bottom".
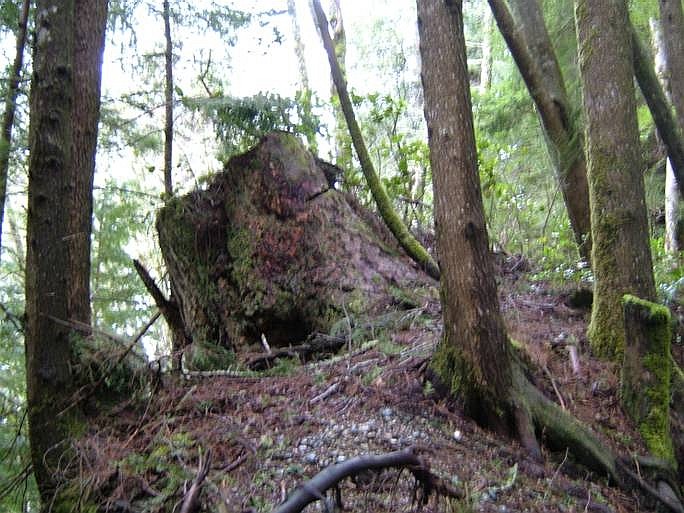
[
  {"left": 575, "top": 0, "right": 656, "bottom": 359},
  {"left": 651, "top": 18, "right": 680, "bottom": 253},
  {"left": 328, "top": 0, "right": 352, "bottom": 173},
  {"left": 312, "top": 0, "right": 440, "bottom": 280},
  {"left": 0, "top": 0, "right": 30, "bottom": 261},
  {"left": 68, "top": 0, "right": 108, "bottom": 327},
  {"left": 479, "top": 7, "right": 493, "bottom": 95},
  {"left": 418, "top": 0, "right": 525, "bottom": 440},
  {"left": 25, "top": 0, "right": 78, "bottom": 504},
  {"left": 163, "top": 0, "right": 174, "bottom": 197},
  {"left": 488, "top": 0, "right": 591, "bottom": 261},
  {"left": 659, "top": 0, "right": 684, "bottom": 133},
  {"left": 657, "top": 1, "right": 684, "bottom": 251},
  {"left": 631, "top": 23, "right": 684, "bottom": 198}
]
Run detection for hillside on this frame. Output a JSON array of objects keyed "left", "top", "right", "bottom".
[{"left": 75, "top": 266, "right": 666, "bottom": 513}]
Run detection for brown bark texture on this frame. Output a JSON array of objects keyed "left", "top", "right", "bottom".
[
  {"left": 418, "top": 0, "right": 513, "bottom": 427},
  {"left": 488, "top": 0, "right": 591, "bottom": 261},
  {"left": 163, "top": 0, "right": 174, "bottom": 196},
  {"left": 156, "top": 132, "right": 433, "bottom": 362},
  {"left": 575, "top": 0, "right": 656, "bottom": 358},
  {"left": 25, "top": 0, "right": 77, "bottom": 501},
  {"left": 68, "top": 0, "right": 108, "bottom": 326},
  {"left": 659, "top": 0, "right": 684, "bottom": 133}
]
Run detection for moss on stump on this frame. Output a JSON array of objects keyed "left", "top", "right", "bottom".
[{"left": 620, "top": 294, "right": 675, "bottom": 466}]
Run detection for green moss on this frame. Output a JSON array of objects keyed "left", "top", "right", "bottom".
[
  {"left": 588, "top": 214, "right": 625, "bottom": 359},
  {"left": 620, "top": 295, "right": 675, "bottom": 465},
  {"left": 430, "top": 334, "right": 469, "bottom": 398}
]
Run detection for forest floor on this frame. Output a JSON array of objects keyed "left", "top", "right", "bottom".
[{"left": 80, "top": 259, "right": 678, "bottom": 513}]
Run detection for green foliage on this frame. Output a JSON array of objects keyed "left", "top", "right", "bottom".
[
  {"left": 91, "top": 180, "right": 160, "bottom": 335},
  {"left": 186, "top": 91, "right": 322, "bottom": 161},
  {"left": 0, "top": 211, "right": 37, "bottom": 511}
]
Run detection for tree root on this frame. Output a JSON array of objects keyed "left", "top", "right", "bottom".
[
  {"left": 271, "top": 447, "right": 462, "bottom": 513},
  {"left": 513, "top": 366, "right": 684, "bottom": 513}
]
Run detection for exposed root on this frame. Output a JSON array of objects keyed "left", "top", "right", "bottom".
[
  {"left": 271, "top": 447, "right": 462, "bottom": 513},
  {"left": 513, "top": 365, "right": 684, "bottom": 512}
]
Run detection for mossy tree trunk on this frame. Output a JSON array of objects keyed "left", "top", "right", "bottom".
[
  {"left": 574, "top": 0, "right": 656, "bottom": 359},
  {"left": 621, "top": 295, "right": 675, "bottom": 465},
  {"left": 489, "top": 0, "right": 591, "bottom": 261},
  {"left": 417, "top": 4, "right": 683, "bottom": 508},
  {"left": 312, "top": 0, "right": 440, "bottom": 281}
]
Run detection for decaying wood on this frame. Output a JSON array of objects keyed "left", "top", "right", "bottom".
[{"left": 271, "top": 447, "right": 462, "bottom": 513}]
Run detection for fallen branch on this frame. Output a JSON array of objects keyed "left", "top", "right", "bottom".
[
  {"left": 309, "top": 382, "right": 340, "bottom": 405},
  {"left": 179, "top": 449, "right": 212, "bottom": 513},
  {"left": 271, "top": 447, "right": 462, "bottom": 513},
  {"left": 245, "top": 333, "right": 346, "bottom": 370}
]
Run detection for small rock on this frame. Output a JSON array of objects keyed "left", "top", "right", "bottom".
[
  {"left": 381, "top": 407, "right": 394, "bottom": 419},
  {"left": 297, "top": 444, "right": 308, "bottom": 453},
  {"left": 453, "top": 429, "right": 463, "bottom": 441},
  {"left": 366, "top": 431, "right": 376, "bottom": 438},
  {"left": 336, "top": 454, "right": 346, "bottom": 463},
  {"left": 304, "top": 452, "right": 318, "bottom": 464}
]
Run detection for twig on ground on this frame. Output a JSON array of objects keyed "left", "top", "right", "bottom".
[
  {"left": 567, "top": 344, "right": 581, "bottom": 376},
  {"left": 542, "top": 364, "right": 566, "bottom": 410},
  {"left": 309, "top": 382, "right": 340, "bottom": 405}
]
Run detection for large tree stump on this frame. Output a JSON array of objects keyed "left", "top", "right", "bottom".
[
  {"left": 155, "top": 132, "right": 434, "bottom": 365},
  {"left": 621, "top": 294, "right": 675, "bottom": 465}
]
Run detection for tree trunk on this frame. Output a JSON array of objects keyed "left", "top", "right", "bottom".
[
  {"left": 287, "top": 0, "right": 315, "bottom": 150},
  {"left": 631, "top": 23, "right": 684, "bottom": 197},
  {"left": 163, "top": 0, "right": 174, "bottom": 197},
  {"left": 328, "top": 0, "right": 352, "bottom": 173},
  {"left": 651, "top": 18, "right": 680, "bottom": 253},
  {"left": 0, "top": 0, "right": 30, "bottom": 260},
  {"left": 25, "top": 0, "right": 79, "bottom": 505},
  {"left": 488, "top": 0, "right": 592, "bottom": 261},
  {"left": 574, "top": 0, "right": 656, "bottom": 359},
  {"left": 312, "top": 0, "right": 440, "bottom": 280},
  {"left": 657, "top": 1, "right": 684, "bottom": 252},
  {"left": 418, "top": 0, "right": 527, "bottom": 441},
  {"left": 479, "top": 7, "right": 493, "bottom": 95},
  {"left": 659, "top": 0, "right": 684, "bottom": 133},
  {"left": 288, "top": 0, "right": 309, "bottom": 92},
  {"left": 417, "top": 5, "right": 681, "bottom": 506},
  {"left": 68, "top": 0, "right": 108, "bottom": 327}
]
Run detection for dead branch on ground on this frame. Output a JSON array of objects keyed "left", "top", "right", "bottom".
[{"left": 271, "top": 447, "right": 462, "bottom": 513}]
